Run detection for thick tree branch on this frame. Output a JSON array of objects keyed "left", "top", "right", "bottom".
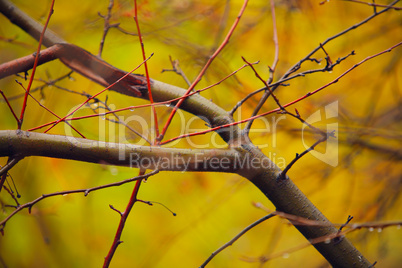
[
  {"left": 0, "top": 0, "right": 239, "bottom": 143},
  {"left": 0, "top": 1, "right": 375, "bottom": 266},
  {"left": 0, "top": 0, "right": 65, "bottom": 46},
  {"left": 0, "top": 130, "right": 243, "bottom": 173}
]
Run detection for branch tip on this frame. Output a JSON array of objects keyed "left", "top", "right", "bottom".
[{"left": 109, "top": 204, "right": 123, "bottom": 216}]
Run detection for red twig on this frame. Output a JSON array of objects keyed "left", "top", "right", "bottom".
[
  {"left": 103, "top": 4, "right": 159, "bottom": 262},
  {"left": 14, "top": 81, "right": 85, "bottom": 138},
  {"left": 230, "top": 50, "right": 355, "bottom": 115},
  {"left": 157, "top": 0, "right": 249, "bottom": 143},
  {"left": 103, "top": 172, "right": 143, "bottom": 268},
  {"left": 29, "top": 54, "right": 153, "bottom": 132},
  {"left": 243, "top": 57, "right": 328, "bottom": 139},
  {"left": 27, "top": 62, "right": 254, "bottom": 130},
  {"left": 18, "top": 0, "right": 55, "bottom": 129},
  {"left": 0, "top": 89, "right": 19, "bottom": 123},
  {"left": 279, "top": 41, "right": 401, "bottom": 109},
  {"left": 161, "top": 42, "right": 402, "bottom": 145},
  {"left": 242, "top": 57, "right": 283, "bottom": 109},
  {"left": 243, "top": 0, "right": 279, "bottom": 132},
  {"left": 133, "top": 0, "right": 159, "bottom": 141},
  {"left": 0, "top": 170, "right": 158, "bottom": 232}
]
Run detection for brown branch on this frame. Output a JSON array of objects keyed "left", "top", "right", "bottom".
[
  {"left": 157, "top": 0, "right": 249, "bottom": 142},
  {"left": 229, "top": 50, "right": 355, "bottom": 115},
  {"left": 15, "top": 81, "right": 85, "bottom": 138},
  {"left": 0, "top": 130, "right": 243, "bottom": 173},
  {"left": 0, "top": 0, "right": 65, "bottom": 46},
  {"left": 341, "top": 0, "right": 402, "bottom": 10},
  {"left": 39, "top": 52, "right": 153, "bottom": 133},
  {"left": 200, "top": 213, "right": 276, "bottom": 267},
  {"left": 0, "top": 43, "right": 147, "bottom": 97},
  {"left": 1, "top": 183, "right": 20, "bottom": 207},
  {"left": 161, "top": 56, "right": 192, "bottom": 87},
  {"left": 0, "top": 1, "right": 395, "bottom": 266},
  {"left": 18, "top": 0, "right": 55, "bottom": 129},
  {"left": 0, "top": 46, "right": 58, "bottom": 79},
  {"left": 242, "top": 0, "right": 280, "bottom": 130},
  {"left": 286, "top": 0, "right": 399, "bottom": 77},
  {"left": 103, "top": 172, "right": 143, "bottom": 267},
  {"left": 230, "top": 0, "right": 399, "bottom": 115},
  {"left": 3, "top": 72, "right": 73, "bottom": 101},
  {"left": 279, "top": 135, "right": 329, "bottom": 180},
  {"left": 98, "top": 0, "right": 116, "bottom": 57},
  {"left": 0, "top": 0, "right": 239, "bottom": 144},
  {"left": 0, "top": 170, "right": 158, "bottom": 233},
  {"left": 0, "top": 156, "right": 22, "bottom": 192},
  {"left": 269, "top": 0, "right": 279, "bottom": 76},
  {"left": 86, "top": 97, "right": 152, "bottom": 144}
]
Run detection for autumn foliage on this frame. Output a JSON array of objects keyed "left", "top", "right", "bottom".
[{"left": 0, "top": 0, "right": 401, "bottom": 267}]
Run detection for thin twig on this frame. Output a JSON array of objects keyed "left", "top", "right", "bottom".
[
  {"left": 157, "top": 0, "right": 249, "bottom": 143},
  {"left": 279, "top": 135, "right": 329, "bottom": 180},
  {"left": 4, "top": 72, "right": 74, "bottom": 101},
  {"left": 242, "top": 57, "right": 284, "bottom": 110},
  {"left": 245, "top": 204, "right": 402, "bottom": 264},
  {"left": 341, "top": 0, "right": 402, "bottom": 10},
  {"left": 31, "top": 53, "right": 154, "bottom": 132},
  {"left": 0, "top": 156, "right": 22, "bottom": 193},
  {"left": 200, "top": 213, "right": 276, "bottom": 267},
  {"left": 161, "top": 56, "right": 192, "bottom": 87},
  {"left": 0, "top": 170, "right": 158, "bottom": 232},
  {"left": 0, "top": 89, "right": 19, "bottom": 123},
  {"left": 229, "top": 50, "right": 355, "bottom": 115},
  {"left": 212, "top": 0, "right": 231, "bottom": 50},
  {"left": 103, "top": 170, "right": 144, "bottom": 268},
  {"left": 230, "top": 0, "right": 399, "bottom": 115},
  {"left": 253, "top": 203, "right": 402, "bottom": 229},
  {"left": 334, "top": 215, "right": 354, "bottom": 244},
  {"left": 284, "top": 0, "right": 399, "bottom": 77},
  {"left": 87, "top": 97, "right": 152, "bottom": 144},
  {"left": 15, "top": 81, "right": 85, "bottom": 138},
  {"left": 162, "top": 42, "right": 401, "bottom": 145},
  {"left": 269, "top": 0, "right": 279, "bottom": 80},
  {"left": 98, "top": 0, "right": 119, "bottom": 57},
  {"left": 243, "top": 0, "right": 279, "bottom": 132},
  {"left": 2, "top": 184, "right": 20, "bottom": 207},
  {"left": 133, "top": 0, "right": 159, "bottom": 141},
  {"left": 29, "top": 62, "right": 255, "bottom": 131},
  {"left": 18, "top": 0, "right": 55, "bottom": 129}
]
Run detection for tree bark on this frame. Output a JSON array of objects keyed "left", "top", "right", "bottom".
[{"left": 0, "top": 0, "right": 373, "bottom": 266}]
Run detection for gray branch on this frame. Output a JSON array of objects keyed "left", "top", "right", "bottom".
[{"left": 0, "top": 0, "right": 374, "bottom": 266}]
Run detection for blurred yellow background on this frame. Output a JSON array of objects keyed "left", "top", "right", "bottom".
[{"left": 0, "top": 0, "right": 401, "bottom": 267}]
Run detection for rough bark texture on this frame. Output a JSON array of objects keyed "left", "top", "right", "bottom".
[{"left": 0, "top": 0, "right": 373, "bottom": 266}]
